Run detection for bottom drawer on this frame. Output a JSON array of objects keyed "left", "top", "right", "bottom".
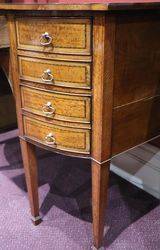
[{"left": 23, "top": 116, "right": 90, "bottom": 155}]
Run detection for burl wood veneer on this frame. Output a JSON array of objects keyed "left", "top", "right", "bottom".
[
  {"left": 21, "top": 86, "right": 91, "bottom": 123},
  {"left": 16, "top": 17, "right": 91, "bottom": 55},
  {"left": 19, "top": 56, "right": 91, "bottom": 89},
  {"left": 1, "top": 2, "right": 160, "bottom": 249}
]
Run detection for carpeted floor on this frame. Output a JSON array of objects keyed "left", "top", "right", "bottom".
[{"left": 0, "top": 129, "right": 160, "bottom": 250}]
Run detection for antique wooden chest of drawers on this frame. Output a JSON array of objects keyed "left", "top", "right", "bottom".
[
  {"left": 14, "top": 16, "right": 92, "bottom": 156},
  {"left": 2, "top": 2, "right": 160, "bottom": 249}
]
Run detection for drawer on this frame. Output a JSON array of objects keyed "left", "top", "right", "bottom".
[
  {"left": 16, "top": 18, "right": 91, "bottom": 55},
  {"left": 21, "top": 86, "right": 91, "bottom": 123},
  {"left": 23, "top": 116, "right": 90, "bottom": 154},
  {"left": 19, "top": 57, "right": 91, "bottom": 89}
]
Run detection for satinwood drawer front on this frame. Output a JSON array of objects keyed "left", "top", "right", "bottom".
[
  {"left": 21, "top": 86, "right": 91, "bottom": 123},
  {"left": 19, "top": 57, "right": 91, "bottom": 89},
  {"left": 23, "top": 116, "right": 90, "bottom": 154},
  {"left": 16, "top": 18, "right": 91, "bottom": 55}
]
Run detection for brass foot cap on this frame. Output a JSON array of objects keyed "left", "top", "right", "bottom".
[
  {"left": 92, "top": 246, "right": 105, "bottom": 250},
  {"left": 31, "top": 215, "right": 42, "bottom": 226}
]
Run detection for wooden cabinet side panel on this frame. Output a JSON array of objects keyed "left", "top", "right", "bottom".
[
  {"left": 112, "top": 96, "right": 160, "bottom": 155},
  {"left": 112, "top": 12, "right": 160, "bottom": 156},
  {"left": 114, "top": 13, "right": 160, "bottom": 107}
]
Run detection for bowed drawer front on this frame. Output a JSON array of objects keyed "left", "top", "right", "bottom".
[
  {"left": 16, "top": 17, "right": 91, "bottom": 55},
  {"left": 21, "top": 86, "right": 91, "bottom": 123},
  {"left": 23, "top": 116, "right": 90, "bottom": 154},
  {"left": 19, "top": 57, "right": 91, "bottom": 89}
]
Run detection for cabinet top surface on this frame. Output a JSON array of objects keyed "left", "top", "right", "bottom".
[{"left": 0, "top": 0, "right": 160, "bottom": 11}]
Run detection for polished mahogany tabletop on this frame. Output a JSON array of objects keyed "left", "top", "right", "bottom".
[
  {"left": 0, "top": 0, "right": 160, "bottom": 11},
  {"left": 8, "top": 0, "right": 160, "bottom": 3}
]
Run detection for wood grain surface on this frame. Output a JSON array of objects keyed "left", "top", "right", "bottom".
[
  {"left": 21, "top": 86, "right": 91, "bottom": 123},
  {"left": 23, "top": 116, "right": 91, "bottom": 154},
  {"left": 114, "top": 13, "right": 160, "bottom": 107},
  {"left": 16, "top": 17, "right": 91, "bottom": 55},
  {"left": 1, "top": 2, "right": 160, "bottom": 11},
  {"left": 112, "top": 96, "right": 160, "bottom": 155},
  {"left": 19, "top": 56, "right": 91, "bottom": 89}
]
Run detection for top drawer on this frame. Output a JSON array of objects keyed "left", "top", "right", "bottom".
[{"left": 16, "top": 18, "right": 92, "bottom": 55}]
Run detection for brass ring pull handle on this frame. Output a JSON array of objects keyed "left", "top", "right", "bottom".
[
  {"left": 41, "top": 69, "right": 53, "bottom": 83},
  {"left": 42, "top": 102, "right": 55, "bottom": 117},
  {"left": 40, "top": 32, "right": 52, "bottom": 46},
  {"left": 45, "top": 133, "right": 56, "bottom": 146}
]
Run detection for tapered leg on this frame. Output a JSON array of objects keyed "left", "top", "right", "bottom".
[
  {"left": 92, "top": 161, "right": 110, "bottom": 249},
  {"left": 20, "top": 139, "right": 41, "bottom": 225}
]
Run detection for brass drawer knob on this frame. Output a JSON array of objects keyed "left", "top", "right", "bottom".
[
  {"left": 42, "top": 101, "right": 55, "bottom": 117},
  {"left": 40, "top": 32, "right": 52, "bottom": 46},
  {"left": 45, "top": 133, "right": 56, "bottom": 146},
  {"left": 41, "top": 69, "right": 53, "bottom": 83}
]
